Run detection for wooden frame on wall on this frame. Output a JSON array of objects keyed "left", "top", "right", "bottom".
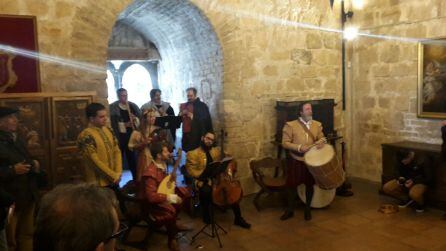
[{"left": 417, "top": 38, "right": 446, "bottom": 119}]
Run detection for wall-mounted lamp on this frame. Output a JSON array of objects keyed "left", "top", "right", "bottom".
[
  {"left": 344, "top": 26, "right": 359, "bottom": 40},
  {"left": 330, "top": 0, "right": 358, "bottom": 110}
]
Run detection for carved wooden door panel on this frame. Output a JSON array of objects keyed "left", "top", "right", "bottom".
[{"left": 50, "top": 96, "right": 92, "bottom": 185}]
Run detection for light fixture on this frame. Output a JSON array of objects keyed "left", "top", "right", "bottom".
[
  {"left": 344, "top": 26, "right": 359, "bottom": 40},
  {"left": 352, "top": 0, "right": 365, "bottom": 9}
]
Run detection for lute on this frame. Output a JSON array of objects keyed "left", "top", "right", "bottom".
[{"left": 157, "top": 148, "right": 182, "bottom": 195}]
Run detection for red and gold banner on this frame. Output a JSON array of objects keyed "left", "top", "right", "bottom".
[{"left": 0, "top": 15, "right": 40, "bottom": 93}]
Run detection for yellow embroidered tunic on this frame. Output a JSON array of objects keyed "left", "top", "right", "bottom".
[{"left": 77, "top": 125, "right": 122, "bottom": 186}]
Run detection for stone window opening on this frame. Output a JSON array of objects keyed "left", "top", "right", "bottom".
[{"left": 106, "top": 60, "right": 158, "bottom": 106}]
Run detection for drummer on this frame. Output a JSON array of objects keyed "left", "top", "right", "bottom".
[{"left": 280, "top": 102, "right": 326, "bottom": 221}]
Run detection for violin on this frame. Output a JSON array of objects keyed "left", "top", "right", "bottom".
[{"left": 212, "top": 129, "right": 243, "bottom": 206}]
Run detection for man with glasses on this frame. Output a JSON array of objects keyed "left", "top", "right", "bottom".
[
  {"left": 186, "top": 131, "right": 251, "bottom": 229},
  {"left": 34, "top": 183, "right": 127, "bottom": 251}
]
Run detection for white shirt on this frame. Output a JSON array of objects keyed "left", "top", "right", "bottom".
[{"left": 299, "top": 117, "right": 312, "bottom": 129}]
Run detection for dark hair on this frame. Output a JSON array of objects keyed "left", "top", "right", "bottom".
[
  {"left": 202, "top": 131, "right": 215, "bottom": 137},
  {"left": 186, "top": 87, "right": 197, "bottom": 95},
  {"left": 150, "top": 89, "right": 161, "bottom": 99},
  {"left": 116, "top": 88, "right": 127, "bottom": 97},
  {"left": 150, "top": 142, "right": 166, "bottom": 159},
  {"left": 34, "top": 183, "right": 118, "bottom": 251},
  {"left": 298, "top": 102, "right": 312, "bottom": 113},
  {"left": 85, "top": 103, "right": 106, "bottom": 119}
]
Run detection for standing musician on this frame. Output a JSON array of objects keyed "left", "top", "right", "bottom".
[
  {"left": 179, "top": 88, "right": 213, "bottom": 152},
  {"left": 110, "top": 88, "right": 141, "bottom": 181},
  {"left": 142, "top": 142, "right": 190, "bottom": 251},
  {"left": 281, "top": 102, "right": 326, "bottom": 221},
  {"left": 140, "top": 89, "right": 177, "bottom": 141},
  {"left": 186, "top": 131, "right": 251, "bottom": 229}
]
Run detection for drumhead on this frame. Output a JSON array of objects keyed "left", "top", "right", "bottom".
[
  {"left": 304, "top": 144, "right": 335, "bottom": 167},
  {"left": 297, "top": 184, "right": 335, "bottom": 208}
]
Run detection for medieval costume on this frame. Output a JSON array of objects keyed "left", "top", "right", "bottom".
[
  {"left": 110, "top": 101, "right": 141, "bottom": 180},
  {"left": 180, "top": 98, "right": 212, "bottom": 152},
  {"left": 281, "top": 118, "right": 325, "bottom": 220},
  {"left": 77, "top": 125, "right": 122, "bottom": 187},
  {"left": 186, "top": 145, "right": 250, "bottom": 228},
  {"left": 142, "top": 161, "right": 189, "bottom": 250},
  {"left": 140, "top": 100, "right": 177, "bottom": 141},
  {"left": 128, "top": 110, "right": 174, "bottom": 182}
]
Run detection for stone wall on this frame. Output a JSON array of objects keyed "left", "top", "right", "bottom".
[
  {"left": 116, "top": 0, "right": 224, "bottom": 128},
  {"left": 1, "top": 0, "right": 343, "bottom": 194},
  {"left": 188, "top": 0, "right": 344, "bottom": 193},
  {"left": 347, "top": 0, "right": 446, "bottom": 181}
]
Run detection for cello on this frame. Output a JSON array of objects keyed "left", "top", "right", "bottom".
[{"left": 212, "top": 129, "right": 243, "bottom": 206}]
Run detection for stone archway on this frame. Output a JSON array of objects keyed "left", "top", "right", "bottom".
[
  {"left": 113, "top": 0, "right": 223, "bottom": 122},
  {"left": 111, "top": 0, "right": 224, "bottom": 121},
  {"left": 70, "top": 0, "right": 223, "bottom": 116}
]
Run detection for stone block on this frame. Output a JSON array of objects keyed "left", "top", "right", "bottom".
[
  {"left": 291, "top": 49, "right": 312, "bottom": 65},
  {"left": 263, "top": 65, "right": 278, "bottom": 76},
  {"left": 306, "top": 33, "right": 322, "bottom": 49}
]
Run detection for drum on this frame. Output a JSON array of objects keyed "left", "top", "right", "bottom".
[
  {"left": 304, "top": 144, "right": 345, "bottom": 189},
  {"left": 298, "top": 185, "right": 335, "bottom": 208}
]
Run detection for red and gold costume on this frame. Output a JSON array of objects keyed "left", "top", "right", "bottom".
[{"left": 142, "top": 162, "right": 189, "bottom": 238}]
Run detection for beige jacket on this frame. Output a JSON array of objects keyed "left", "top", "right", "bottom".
[
  {"left": 282, "top": 119, "right": 325, "bottom": 161},
  {"left": 186, "top": 146, "right": 222, "bottom": 187}
]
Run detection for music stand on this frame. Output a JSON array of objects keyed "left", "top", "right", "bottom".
[
  {"left": 154, "top": 116, "right": 182, "bottom": 129},
  {"left": 190, "top": 158, "right": 233, "bottom": 248}
]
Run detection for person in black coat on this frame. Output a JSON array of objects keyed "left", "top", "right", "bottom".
[
  {"left": 0, "top": 106, "right": 46, "bottom": 251},
  {"left": 179, "top": 87, "right": 213, "bottom": 152},
  {"left": 0, "top": 188, "right": 14, "bottom": 251},
  {"left": 109, "top": 88, "right": 142, "bottom": 181}
]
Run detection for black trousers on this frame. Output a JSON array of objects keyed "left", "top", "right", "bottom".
[
  {"left": 198, "top": 183, "right": 242, "bottom": 224},
  {"left": 285, "top": 184, "right": 314, "bottom": 212}
]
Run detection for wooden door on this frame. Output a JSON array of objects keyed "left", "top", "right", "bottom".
[{"left": 50, "top": 96, "right": 92, "bottom": 185}]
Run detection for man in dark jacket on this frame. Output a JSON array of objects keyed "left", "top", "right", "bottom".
[
  {"left": 0, "top": 106, "right": 46, "bottom": 251},
  {"left": 382, "top": 149, "right": 431, "bottom": 212},
  {"left": 179, "top": 87, "right": 213, "bottom": 152},
  {"left": 109, "top": 88, "right": 141, "bottom": 180}
]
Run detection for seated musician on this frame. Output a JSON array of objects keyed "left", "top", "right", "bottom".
[
  {"left": 142, "top": 142, "right": 190, "bottom": 251},
  {"left": 281, "top": 102, "right": 326, "bottom": 221},
  {"left": 129, "top": 109, "right": 174, "bottom": 182},
  {"left": 185, "top": 131, "right": 251, "bottom": 229},
  {"left": 382, "top": 150, "right": 432, "bottom": 213}
]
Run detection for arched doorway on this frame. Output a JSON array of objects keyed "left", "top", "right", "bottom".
[{"left": 107, "top": 0, "right": 223, "bottom": 121}]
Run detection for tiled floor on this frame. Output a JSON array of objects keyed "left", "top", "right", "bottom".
[{"left": 119, "top": 179, "right": 446, "bottom": 251}]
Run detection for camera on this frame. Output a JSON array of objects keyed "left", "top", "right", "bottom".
[{"left": 25, "top": 160, "right": 37, "bottom": 173}]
